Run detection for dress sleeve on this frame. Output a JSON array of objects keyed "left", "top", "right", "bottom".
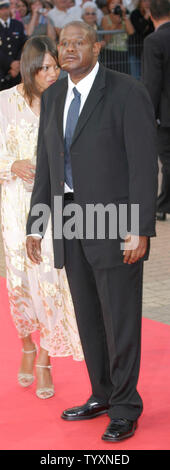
[{"left": 0, "top": 93, "right": 17, "bottom": 182}]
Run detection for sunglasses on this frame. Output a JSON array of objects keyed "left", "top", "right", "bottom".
[{"left": 84, "top": 11, "right": 96, "bottom": 15}]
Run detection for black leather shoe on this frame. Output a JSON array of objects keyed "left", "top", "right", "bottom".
[
  {"left": 102, "top": 418, "right": 137, "bottom": 442},
  {"left": 156, "top": 212, "right": 166, "bottom": 221},
  {"left": 61, "top": 398, "right": 109, "bottom": 421}
]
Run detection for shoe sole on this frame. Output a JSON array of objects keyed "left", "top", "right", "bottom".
[
  {"left": 102, "top": 424, "right": 137, "bottom": 442},
  {"left": 36, "top": 392, "right": 55, "bottom": 399},
  {"left": 61, "top": 409, "right": 109, "bottom": 421},
  {"left": 18, "top": 380, "right": 34, "bottom": 388}
]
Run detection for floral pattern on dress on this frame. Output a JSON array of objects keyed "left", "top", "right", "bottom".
[{"left": 0, "top": 86, "right": 83, "bottom": 360}]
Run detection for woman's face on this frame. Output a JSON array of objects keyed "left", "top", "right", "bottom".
[
  {"left": 31, "top": 0, "right": 42, "bottom": 12},
  {"left": 34, "top": 53, "right": 59, "bottom": 93},
  {"left": 17, "top": 0, "right": 27, "bottom": 17},
  {"left": 140, "top": 0, "right": 150, "bottom": 10},
  {"left": 83, "top": 7, "right": 97, "bottom": 26},
  {"left": 108, "top": 0, "right": 121, "bottom": 13}
]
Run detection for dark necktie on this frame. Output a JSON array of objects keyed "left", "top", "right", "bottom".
[
  {"left": 64, "top": 87, "right": 81, "bottom": 189},
  {"left": 4, "top": 21, "right": 8, "bottom": 28}
]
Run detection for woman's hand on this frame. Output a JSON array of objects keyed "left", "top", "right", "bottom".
[
  {"left": 121, "top": 5, "right": 127, "bottom": 18},
  {"left": 122, "top": 7, "right": 134, "bottom": 34},
  {"left": 41, "top": 8, "right": 48, "bottom": 17},
  {"left": 11, "top": 159, "right": 36, "bottom": 182},
  {"left": 32, "top": 2, "right": 40, "bottom": 15},
  {"left": 144, "top": 8, "right": 151, "bottom": 20},
  {"left": 26, "top": 236, "right": 42, "bottom": 264},
  {"left": 9, "top": 60, "right": 20, "bottom": 78}
]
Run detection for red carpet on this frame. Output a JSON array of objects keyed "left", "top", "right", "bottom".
[{"left": 0, "top": 275, "right": 170, "bottom": 450}]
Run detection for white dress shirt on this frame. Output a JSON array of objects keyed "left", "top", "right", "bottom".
[
  {"left": 47, "top": 7, "right": 79, "bottom": 28},
  {"left": 0, "top": 18, "right": 10, "bottom": 28},
  {"left": 27, "top": 61, "right": 99, "bottom": 236},
  {"left": 123, "top": 0, "right": 138, "bottom": 11},
  {"left": 64, "top": 60, "right": 99, "bottom": 193}
]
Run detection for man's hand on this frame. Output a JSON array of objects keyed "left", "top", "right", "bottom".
[
  {"left": 123, "top": 235, "right": 148, "bottom": 264},
  {"left": 26, "top": 236, "right": 42, "bottom": 264}
]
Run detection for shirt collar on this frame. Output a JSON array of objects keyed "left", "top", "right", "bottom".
[
  {"left": 0, "top": 17, "right": 10, "bottom": 28},
  {"left": 67, "top": 61, "right": 99, "bottom": 98},
  {"left": 156, "top": 20, "right": 170, "bottom": 30}
]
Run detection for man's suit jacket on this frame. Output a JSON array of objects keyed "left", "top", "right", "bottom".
[
  {"left": 143, "top": 22, "right": 170, "bottom": 126},
  {"left": 26, "top": 64, "right": 158, "bottom": 269},
  {"left": 0, "top": 19, "right": 26, "bottom": 89}
]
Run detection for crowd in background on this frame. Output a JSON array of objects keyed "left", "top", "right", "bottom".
[{"left": 1, "top": 0, "right": 155, "bottom": 83}]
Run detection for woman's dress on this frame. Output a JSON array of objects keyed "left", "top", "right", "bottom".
[{"left": 0, "top": 85, "right": 83, "bottom": 360}]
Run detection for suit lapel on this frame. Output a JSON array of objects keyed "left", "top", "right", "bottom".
[{"left": 71, "top": 65, "right": 106, "bottom": 146}]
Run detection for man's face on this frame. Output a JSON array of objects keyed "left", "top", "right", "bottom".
[
  {"left": 58, "top": 25, "right": 100, "bottom": 79},
  {"left": 0, "top": 6, "right": 10, "bottom": 21},
  {"left": 54, "top": 0, "right": 67, "bottom": 10}
]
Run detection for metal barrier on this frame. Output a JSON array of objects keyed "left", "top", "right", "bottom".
[{"left": 97, "top": 30, "right": 142, "bottom": 80}]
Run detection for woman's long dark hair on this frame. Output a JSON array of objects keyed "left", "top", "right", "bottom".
[{"left": 20, "top": 35, "right": 58, "bottom": 105}]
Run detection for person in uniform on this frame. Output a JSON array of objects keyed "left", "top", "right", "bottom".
[{"left": 0, "top": 0, "right": 26, "bottom": 91}]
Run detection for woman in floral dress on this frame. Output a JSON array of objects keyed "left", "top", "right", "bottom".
[{"left": 0, "top": 36, "right": 83, "bottom": 399}]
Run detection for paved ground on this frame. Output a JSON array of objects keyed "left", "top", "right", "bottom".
[
  {"left": 0, "top": 187, "right": 170, "bottom": 325},
  {"left": 142, "top": 216, "right": 170, "bottom": 324}
]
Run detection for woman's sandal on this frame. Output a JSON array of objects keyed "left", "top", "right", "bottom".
[
  {"left": 18, "top": 343, "right": 37, "bottom": 387},
  {"left": 36, "top": 365, "right": 55, "bottom": 399}
]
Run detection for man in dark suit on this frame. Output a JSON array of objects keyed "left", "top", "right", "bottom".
[
  {"left": 143, "top": 0, "right": 170, "bottom": 221},
  {"left": 26, "top": 21, "right": 157, "bottom": 442},
  {"left": 0, "top": 0, "right": 26, "bottom": 91}
]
